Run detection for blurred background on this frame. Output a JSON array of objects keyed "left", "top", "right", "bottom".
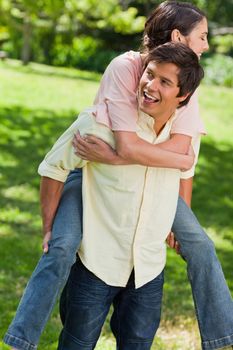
[
  {"left": 0, "top": 0, "right": 232, "bottom": 349},
  {"left": 0, "top": 0, "right": 233, "bottom": 77}
]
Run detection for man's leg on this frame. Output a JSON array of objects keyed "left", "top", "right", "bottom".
[
  {"left": 110, "top": 270, "right": 164, "bottom": 350},
  {"left": 57, "top": 258, "right": 118, "bottom": 350},
  {"left": 172, "top": 196, "right": 233, "bottom": 350},
  {"left": 4, "top": 170, "right": 83, "bottom": 350}
]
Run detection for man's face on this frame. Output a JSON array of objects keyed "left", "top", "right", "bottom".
[{"left": 138, "top": 61, "right": 187, "bottom": 120}]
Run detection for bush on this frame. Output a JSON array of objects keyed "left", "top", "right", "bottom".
[
  {"left": 52, "top": 35, "right": 117, "bottom": 72},
  {"left": 211, "top": 34, "right": 233, "bottom": 56},
  {"left": 202, "top": 54, "right": 233, "bottom": 87}
]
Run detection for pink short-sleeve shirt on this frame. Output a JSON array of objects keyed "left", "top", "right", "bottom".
[{"left": 93, "top": 51, "right": 206, "bottom": 136}]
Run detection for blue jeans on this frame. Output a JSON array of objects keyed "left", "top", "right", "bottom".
[
  {"left": 57, "top": 258, "right": 164, "bottom": 350},
  {"left": 171, "top": 199, "right": 233, "bottom": 350},
  {"left": 4, "top": 170, "right": 233, "bottom": 350}
]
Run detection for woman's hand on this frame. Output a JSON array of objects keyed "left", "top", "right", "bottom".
[{"left": 72, "top": 131, "right": 118, "bottom": 164}]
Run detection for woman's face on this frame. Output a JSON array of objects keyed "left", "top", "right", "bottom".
[{"left": 180, "top": 17, "right": 209, "bottom": 59}]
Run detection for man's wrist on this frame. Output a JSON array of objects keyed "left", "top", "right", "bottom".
[{"left": 42, "top": 225, "right": 52, "bottom": 235}]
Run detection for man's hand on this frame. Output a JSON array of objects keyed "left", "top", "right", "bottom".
[
  {"left": 42, "top": 231, "right": 52, "bottom": 253},
  {"left": 166, "top": 232, "right": 180, "bottom": 254}
]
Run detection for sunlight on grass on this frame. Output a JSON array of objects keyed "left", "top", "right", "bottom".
[
  {"left": 0, "top": 224, "right": 13, "bottom": 236},
  {"left": 0, "top": 153, "right": 18, "bottom": 167},
  {"left": 0, "top": 207, "right": 33, "bottom": 224},
  {"left": 2, "top": 185, "right": 38, "bottom": 203},
  {"left": 199, "top": 85, "right": 233, "bottom": 144},
  {"left": 0, "top": 60, "right": 100, "bottom": 113}
]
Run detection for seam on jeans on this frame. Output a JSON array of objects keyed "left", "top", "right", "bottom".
[
  {"left": 202, "top": 332, "right": 233, "bottom": 349},
  {"left": 63, "top": 329, "right": 96, "bottom": 347},
  {"left": 4, "top": 333, "right": 37, "bottom": 350},
  {"left": 123, "top": 338, "right": 154, "bottom": 344},
  {"left": 114, "top": 297, "right": 121, "bottom": 348},
  {"left": 186, "top": 268, "right": 205, "bottom": 344}
]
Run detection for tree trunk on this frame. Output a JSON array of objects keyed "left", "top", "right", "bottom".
[{"left": 21, "top": 14, "right": 32, "bottom": 65}]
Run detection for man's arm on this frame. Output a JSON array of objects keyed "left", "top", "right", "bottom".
[
  {"left": 179, "top": 177, "right": 193, "bottom": 207},
  {"left": 40, "top": 177, "right": 64, "bottom": 252}
]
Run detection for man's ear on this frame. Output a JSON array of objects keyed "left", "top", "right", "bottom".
[
  {"left": 178, "top": 92, "right": 190, "bottom": 105},
  {"left": 171, "top": 29, "right": 183, "bottom": 43}
]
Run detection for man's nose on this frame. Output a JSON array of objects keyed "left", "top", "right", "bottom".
[{"left": 148, "top": 78, "right": 159, "bottom": 91}]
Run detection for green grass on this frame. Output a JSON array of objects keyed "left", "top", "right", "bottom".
[{"left": 0, "top": 59, "right": 232, "bottom": 350}]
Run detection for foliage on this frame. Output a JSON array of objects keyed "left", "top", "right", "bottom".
[
  {"left": 202, "top": 54, "right": 233, "bottom": 87},
  {"left": 211, "top": 34, "right": 233, "bottom": 55},
  {"left": 0, "top": 60, "right": 232, "bottom": 350},
  {"left": 0, "top": 0, "right": 145, "bottom": 69},
  {"left": 0, "top": 0, "right": 232, "bottom": 71},
  {"left": 51, "top": 35, "right": 117, "bottom": 72},
  {"left": 194, "top": 0, "right": 233, "bottom": 26}
]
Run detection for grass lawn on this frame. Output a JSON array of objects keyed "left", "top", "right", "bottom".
[{"left": 0, "top": 59, "right": 232, "bottom": 350}]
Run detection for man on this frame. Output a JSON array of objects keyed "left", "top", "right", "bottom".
[{"left": 37, "top": 42, "right": 204, "bottom": 349}]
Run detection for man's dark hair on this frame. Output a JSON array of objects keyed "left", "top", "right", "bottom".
[
  {"left": 142, "top": 1, "right": 206, "bottom": 51},
  {"left": 144, "top": 42, "right": 204, "bottom": 108}
]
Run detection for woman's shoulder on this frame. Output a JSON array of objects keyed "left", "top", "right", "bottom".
[
  {"left": 106, "top": 51, "right": 143, "bottom": 80},
  {"left": 172, "top": 90, "right": 206, "bottom": 136}
]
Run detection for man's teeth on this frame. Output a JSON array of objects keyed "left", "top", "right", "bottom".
[{"left": 144, "top": 91, "right": 159, "bottom": 102}]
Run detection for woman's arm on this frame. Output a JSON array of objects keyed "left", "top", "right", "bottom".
[
  {"left": 114, "top": 131, "right": 191, "bottom": 164},
  {"left": 73, "top": 131, "right": 193, "bottom": 170}
]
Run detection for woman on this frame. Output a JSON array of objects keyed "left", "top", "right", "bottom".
[{"left": 4, "top": 2, "right": 233, "bottom": 350}]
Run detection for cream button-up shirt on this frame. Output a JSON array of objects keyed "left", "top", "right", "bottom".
[{"left": 38, "top": 109, "right": 199, "bottom": 288}]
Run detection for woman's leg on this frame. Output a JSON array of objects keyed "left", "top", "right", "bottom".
[
  {"left": 172, "top": 196, "right": 233, "bottom": 350},
  {"left": 4, "top": 170, "right": 83, "bottom": 350}
]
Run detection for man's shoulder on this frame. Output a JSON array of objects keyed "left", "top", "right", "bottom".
[
  {"left": 76, "top": 108, "right": 97, "bottom": 128},
  {"left": 78, "top": 108, "right": 113, "bottom": 136}
]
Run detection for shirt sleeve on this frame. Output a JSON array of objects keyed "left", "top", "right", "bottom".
[
  {"left": 180, "top": 134, "right": 201, "bottom": 179},
  {"left": 171, "top": 90, "right": 207, "bottom": 137},
  {"left": 38, "top": 111, "right": 96, "bottom": 182},
  {"left": 94, "top": 52, "right": 141, "bottom": 131}
]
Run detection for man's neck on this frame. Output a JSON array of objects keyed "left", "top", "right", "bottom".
[{"left": 153, "top": 111, "right": 174, "bottom": 136}]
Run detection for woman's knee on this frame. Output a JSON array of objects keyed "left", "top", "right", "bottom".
[
  {"left": 47, "top": 234, "right": 80, "bottom": 266},
  {"left": 186, "top": 235, "right": 217, "bottom": 265}
]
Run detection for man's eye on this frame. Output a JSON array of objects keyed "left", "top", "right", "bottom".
[
  {"left": 147, "top": 71, "right": 153, "bottom": 79},
  {"left": 161, "top": 79, "right": 169, "bottom": 86}
]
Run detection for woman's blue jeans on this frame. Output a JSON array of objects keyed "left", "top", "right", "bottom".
[
  {"left": 4, "top": 170, "right": 233, "bottom": 350},
  {"left": 57, "top": 258, "right": 164, "bottom": 350}
]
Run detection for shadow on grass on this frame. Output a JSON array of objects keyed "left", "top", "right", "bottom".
[
  {"left": 0, "top": 106, "right": 232, "bottom": 346},
  {"left": 1, "top": 60, "right": 101, "bottom": 83},
  {"left": 0, "top": 106, "right": 80, "bottom": 345},
  {"left": 0, "top": 106, "right": 78, "bottom": 190}
]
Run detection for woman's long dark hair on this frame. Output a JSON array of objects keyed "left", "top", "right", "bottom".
[{"left": 142, "top": 1, "right": 206, "bottom": 52}]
